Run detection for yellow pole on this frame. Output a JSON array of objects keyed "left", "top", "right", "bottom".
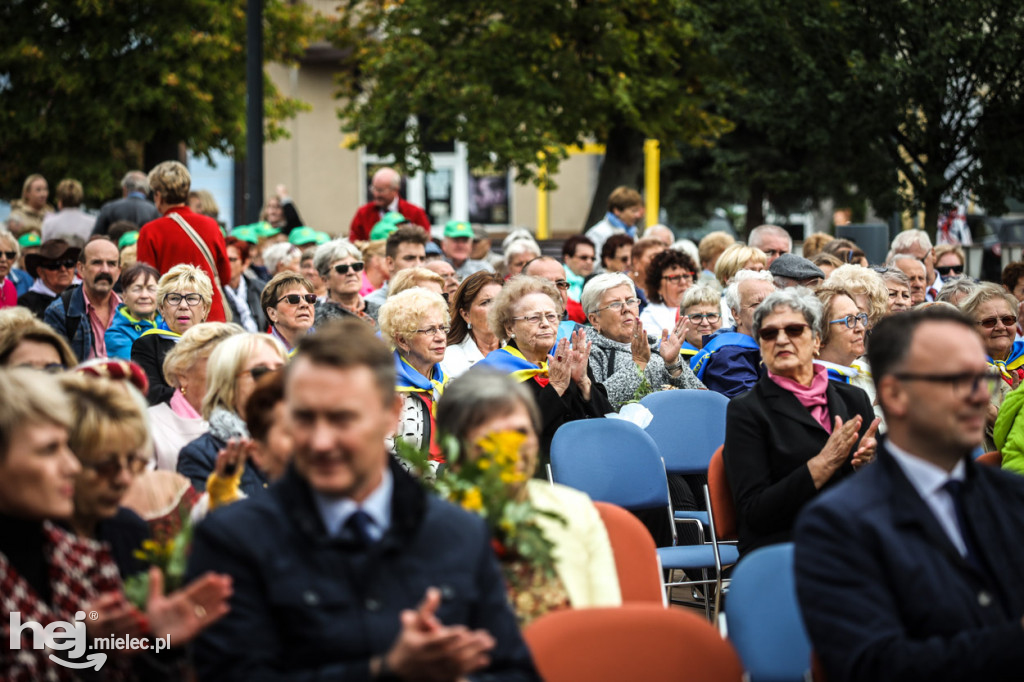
[
  {"left": 536, "top": 154, "right": 549, "bottom": 240},
  {"left": 644, "top": 139, "right": 660, "bottom": 227}
]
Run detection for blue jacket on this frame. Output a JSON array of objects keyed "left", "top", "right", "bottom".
[
  {"left": 690, "top": 328, "right": 762, "bottom": 399},
  {"left": 178, "top": 431, "right": 269, "bottom": 498},
  {"left": 9, "top": 268, "right": 32, "bottom": 297},
  {"left": 105, "top": 304, "right": 161, "bottom": 360},
  {"left": 794, "top": 444, "right": 1024, "bottom": 682},
  {"left": 186, "top": 458, "right": 540, "bottom": 681},
  {"left": 43, "top": 285, "right": 92, "bottom": 362}
]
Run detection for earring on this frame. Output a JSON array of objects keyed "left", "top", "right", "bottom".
[
  {"left": 510, "top": 333, "right": 515, "bottom": 339},
  {"left": 467, "top": 322, "right": 472, "bottom": 330},
  {"left": 180, "top": 386, "right": 187, "bottom": 396}
]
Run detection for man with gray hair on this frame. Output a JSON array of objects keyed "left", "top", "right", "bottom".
[
  {"left": 891, "top": 254, "right": 928, "bottom": 306},
  {"left": 749, "top": 224, "right": 792, "bottom": 267},
  {"left": 91, "top": 170, "right": 161, "bottom": 237},
  {"left": 691, "top": 269, "right": 775, "bottom": 398},
  {"left": 889, "top": 229, "right": 940, "bottom": 301}
]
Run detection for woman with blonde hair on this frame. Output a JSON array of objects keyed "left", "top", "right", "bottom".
[
  {"left": 826, "top": 264, "right": 889, "bottom": 327},
  {"left": 177, "top": 332, "right": 287, "bottom": 496},
  {"left": 7, "top": 173, "right": 53, "bottom": 235},
  {"left": 0, "top": 316, "right": 76, "bottom": 370},
  {"left": 714, "top": 243, "right": 768, "bottom": 287},
  {"left": 378, "top": 288, "right": 452, "bottom": 465}
]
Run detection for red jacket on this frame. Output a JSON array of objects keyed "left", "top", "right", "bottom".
[
  {"left": 137, "top": 206, "right": 232, "bottom": 322},
  {"left": 348, "top": 198, "right": 431, "bottom": 241}
]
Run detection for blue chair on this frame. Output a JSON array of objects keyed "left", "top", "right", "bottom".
[
  {"left": 725, "top": 543, "right": 811, "bottom": 682},
  {"left": 641, "top": 390, "right": 730, "bottom": 531},
  {"left": 550, "top": 419, "right": 735, "bottom": 618}
]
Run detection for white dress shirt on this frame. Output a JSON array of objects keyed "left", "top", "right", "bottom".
[{"left": 886, "top": 441, "right": 968, "bottom": 556}]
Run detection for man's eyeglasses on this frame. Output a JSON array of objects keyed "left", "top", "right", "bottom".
[
  {"left": 936, "top": 264, "right": 964, "bottom": 276},
  {"left": 758, "top": 323, "right": 810, "bottom": 342},
  {"left": 277, "top": 293, "right": 317, "bottom": 306},
  {"left": 829, "top": 313, "right": 869, "bottom": 329},
  {"left": 0, "top": 251, "right": 16, "bottom": 261},
  {"left": 334, "top": 262, "right": 365, "bottom": 275},
  {"left": 411, "top": 325, "right": 450, "bottom": 337},
  {"left": 977, "top": 315, "right": 1017, "bottom": 329},
  {"left": 164, "top": 293, "right": 204, "bottom": 307},
  {"left": 662, "top": 272, "right": 695, "bottom": 283},
  {"left": 39, "top": 259, "right": 77, "bottom": 271},
  {"left": 595, "top": 298, "right": 640, "bottom": 314},
  {"left": 573, "top": 254, "right": 596, "bottom": 261},
  {"left": 894, "top": 371, "right": 1002, "bottom": 398},
  {"left": 513, "top": 312, "right": 560, "bottom": 327},
  {"left": 83, "top": 453, "right": 149, "bottom": 478},
  {"left": 551, "top": 280, "right": 570, "bottom": 291},
  {"left": 687, "top": 312, "right": 721, "bottom": 324}
]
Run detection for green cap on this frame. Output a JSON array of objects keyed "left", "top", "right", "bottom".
[
  {"left": 312, "top": 230, "right": 330, "bottom": 245},
  {"left": 18, "top": 232, "right": 41, "bottom": 248},
  {"left": 231, "top": 226, "right": 259, "bottom": 245},
  {"left": 118, "top": 231, "right": 139, "bottom": 250},
  {"left": 289, "top": 226, "right": 320, "bottom": 246},
  {"left": 369, "top": 219, "right": 399, "bottom": 241},
  {"left": 443, "top": 220, "right": 474, "bottom": 239},
  {"left": 382, "top": 211, "right": 407, "bottom": 225},
  {"left": 255, "top": 221, "right": 282, "bottom": 238}
]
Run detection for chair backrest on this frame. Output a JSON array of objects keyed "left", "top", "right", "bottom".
[
  {"left": 593, "top": 502, "right": 664, "bottom": 605},
  {"left": 525, "top": 604, "right": 745, "bottom": 682},
  {"left": 976, "top": 450, "right": 1002, "bottom": 467},
  {"left": 550, "top": 419, "right": 668, "bottom": 510},
  {"left": 708, "top": 445, "right": 737, "bottom": 540},
  {"left": 726, "top": 543, "right": 811, "bottom": 682},
  {"left": 641, "top": 390, "right": 730, "bottom": 475}
]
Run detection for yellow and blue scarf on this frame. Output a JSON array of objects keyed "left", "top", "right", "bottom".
[
  {"left": 989, "top": 340, "right": 1024, "bottom": 384},
  {"left": 394, "top": 352, "right": 448, "bottom": 403},
  {"left": 476, "top": 345, "right": 549, "bottom": 384}
]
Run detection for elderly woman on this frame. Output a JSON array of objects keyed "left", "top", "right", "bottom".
[
  {"left": 503, "top": 237, "right": 542, "bottom": 279},
  {"left": 0, "top": 229, "right": 19, "bottom": 308},
  {"left": 388, "top": 266, "right": 445, "bottom": 298},
  {"left": 378, "top": 288, "right": 452, "bottom": 465},
  {"left": 313, "top": 239, "right": 378, "bottom": 326},
  {"left": 262, "top": 271, "right": 316, "bottom": 352},
  {"left": 936, "top": 276, "right": 980, "bottom": 307},
  {"left": 177, "top": 333, "right": 288, "bottom": 496},
  {"left": 874, "top": 266, "right": 913, "bottom": 314},
  {"left": 148, "top": 322, "right": 242, "bottom": 472},
  {"left": 262, "top": 242, "right": 302, "bottom": 277},
  {"left": 443, "top": 271, "right": 504, "bottom": 377},
  {"left": 0, "top": 369, "right": 231, "bottom": 679},
  {"left": 8, "top": 173, "right": 53, "bottom": 236},
  {"left": 714, "top": 243, "right": 767, "bottom": 288},
  {"left": 584, "top": 273, "right": 704, "bottom": 406},
  {"left": 934, "top": 244, "right": 966, "bottom": 281},
  {"left": 0, "top": 317, "right": 76, "bottom": 370},
  {"left": 640, "top": 249, "right": 698, "bottom": 337},
  {"left": 959, "top": 283, "right": 1024, "bottom": 451},
  {"left": 223, "top": 236, "right": 267, "bottom": 333},
  {"left": 814, "top": 283, "right": 870, "bottom": 381},
  {"left": 477, "top": 276, "right": 613, "bottom": 461},
  {"left": 133, "top": 264, "right": 214, "bottom": 405},
  {"left": 435, "top": 370, "right": 621, "bottom": 624},
  {"left": 680, "top": 284, "right": 723, "bottom": 363},
  {"left": 105, "top": 262, "right": 162, "bottom": 359},
  {"left": 724, "top": 288, "right": 877, "bottom": 555},
  {"left": 826, "top": 264, "right": 889, "bottom": 328}
]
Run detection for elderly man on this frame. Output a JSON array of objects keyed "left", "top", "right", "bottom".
[
  {"left": 41, "top": 178, "right": 96, "bottom": 243},
  {"left": 349, "top": 167, "right": 431, "bottom": 242},
  {"left": 365, "top": 226, "right": 429, "bottom": 306},
  {"left": 423, "top": 259, "right": 460, "bottom": 300},
  {"left": 642, "top": 224, "right": 675, "bottom": 247},
  {"left": 92, "top": 170, "right": 162, "bottom": 237},
  {"left": 749, "top": 224, "right": 792, "bottom": 267},
  {"left": 769, "top": 253, "right": 825, "bottom": 289},
  {"left": 17, "top": 238, "right": 81, "bottom": 318},
  {"left": 691, "top": 270, "right": 775, "bottom": 398},
  {"left": 585, "top": 185, "right": 645, "bottom": 254},
  {"left": 442, "top": 220, "right": 494, "bottom": 279},
  {"left": 795, "top": 306, "right": 1024, "bottom": 682},
  {"left": 187, "top": 320, "right": 539, "bottom": 681},
  {"left": 43, "top": 236, "right": 121, "bottom": 361},
  {"left": 889, "top": 229, "right": 940, "bottom": 301},
  {"left": 892, "top": 254, "right": 928, "bottom": 305}
]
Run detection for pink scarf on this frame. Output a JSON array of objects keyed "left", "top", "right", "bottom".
[
  {"left": 170, "top": 388, "right": 202, "bottom": 419},
  {"left": 768, "top": 364, "right": 832, "bottom": 433}
]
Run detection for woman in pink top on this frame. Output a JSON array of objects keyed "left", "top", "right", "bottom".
[{"left": 0, "top": 230, "right": 18, "bottom": 309}]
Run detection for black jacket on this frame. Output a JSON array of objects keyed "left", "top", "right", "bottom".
[
  {"left": 186, "top": 458, "right": 539, "bottom": 681},
  {"left": 724, "top": 373, "right": 874, "bottom": 555},
  {"left": 17, "top": 290, "right": 56, "bottom": 319},
  {"left": 178, "top": 431, "right": 269, "bottom": 498},
  {"left": 131, "top": 330, "right": 178, "bottom": 405}
]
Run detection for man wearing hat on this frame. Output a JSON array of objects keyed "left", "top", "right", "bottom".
[
  {"left": 769, "top": 253, "right": 826, "bottom": 289},
  {"left": 348, "top": 167, "right": 431, "bottom": 242},
  {"left": 18, "top": 238, "right": 81, "bottom": 318},
  {"left": 442, "top": 220, "right": 494, "bottom": 279}
]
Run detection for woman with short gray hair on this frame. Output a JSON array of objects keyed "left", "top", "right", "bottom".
[
  {"left": 724, "top": 286, "right": 878, "bottom": 555},
  {"left": 583, "top": 272, "right": 704, "bottom": 407},
  {"left": 936, "top": 276, "right": 980, "bottom": 307},
  {"left": 313, "top": 239, "right": 379, "bottom": 327}
]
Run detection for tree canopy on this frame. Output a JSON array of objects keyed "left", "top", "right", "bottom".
[{"left": 0, "top": 0, "right": 315, "bottom": 203}]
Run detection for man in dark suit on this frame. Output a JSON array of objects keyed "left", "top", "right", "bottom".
[
  {"left": 795, "top": 307, "right": 1024, "bottom": 682},
  {"left": 187, "top": 319, "right": 538, "bottom": 681}
]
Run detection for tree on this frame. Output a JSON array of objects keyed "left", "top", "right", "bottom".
[
  {"left": 329, "top": 0, "right": 734, "bottom": 230},
  {"left": 0, "top": 0, "right": 315, "bottom": 203}
]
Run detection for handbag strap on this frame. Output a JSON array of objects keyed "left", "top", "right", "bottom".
[{"left": 166, "top": 211, "right": 232, "bottom": 321}]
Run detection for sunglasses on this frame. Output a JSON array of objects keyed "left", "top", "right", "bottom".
[
  {"left": 977, "top": 315, "right": 1017, "bottom": 329},
  {"left": 936, "top": 264, "right": 964, "bottom": 276},
  {"left": 0, "top": 251, "right": 16, "bottom": 261},
  {"left": 758, "top": 323, "right": 810, "bottom": 341},
  {"left": 334, "top": 262, "right": 365, "bottom": 275},
  {"left": 39, "top": 259, "right": 77, "bottom": 271},
  {"left": 277, "top": 293, "right": 317, "bottom": 305}
]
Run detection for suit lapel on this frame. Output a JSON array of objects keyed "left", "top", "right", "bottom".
[{"left": 762, "top": 375, "right": 829, "bottom": 434}]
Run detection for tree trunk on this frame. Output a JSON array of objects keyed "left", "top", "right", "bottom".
[
  {"left": 745, "top": 179, "right": 766, "bottom": 235},
  {"left": 582, "top": 125, "right": 647, "bottom": 232}
]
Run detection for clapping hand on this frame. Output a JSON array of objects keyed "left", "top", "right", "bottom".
[
  {"left": 631, "top": 320, "right": 651, "bottom": 367},
  {"left": 659, "top": 317, "right": 689, "bottom": 367},
  {"left": 851, "top": 417, "right": 881, "bottom": 469},
  {"left": 548, "top": 338, "right": 572, "bottom": 395}
]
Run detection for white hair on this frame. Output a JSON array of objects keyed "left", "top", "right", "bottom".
[
  {"left": 887, "top": 229, "right": 932, "bottom": 262},
  {"left": 581, "top": 272, "right": 634, "bottom": 315},
  {"left": 504, "top": 238, "right": 541, "bottom": 266},
  {"left": 502, "top": 228, "right": 538, "bottom": 252},
  {"left": 314, "top": 239, "right": 362, "bottom": 278},
  {"left": 262, "top": 242, "right": 301, "bottom": 274},
  {"left": 724, "top": 269, "right": 775, "bottom": 313},
  {"left": 749, "top": 224, "right": 792, "bottom": 251},
  {"left": 671, "top": 239, "right": 700, "bottom": 268},
  {"left": 372, "top": 167, "right": 401, "bottom": 190}
]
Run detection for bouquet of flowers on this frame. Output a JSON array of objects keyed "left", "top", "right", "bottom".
[{"left": 123, "top": 511, "right": 194, "bottom": 610}]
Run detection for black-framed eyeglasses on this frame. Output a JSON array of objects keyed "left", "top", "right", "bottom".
[
  {"left": 0, "top": 251, "right": 16, "bottom": 261},
  {"left": 83, "top": 453, "right": 149, "bottom": 478},
  {"left": 662, "top": 272, "right": 695, "bottom": 283},
  {"left": 937, "top": 264, "right": 964, "bottom": 276},
  {"left": 411, "top": 325, "right": 450, "bottom": 337},
  {"left": 894, "top": 371, "right": 1002, "bottom": 397},
  {"left": 829, "top": 313, "right": 869, "bottom": 329},
  {"left": 39, "top": 259, "right": 77, "bottom": 271},
  {"left": 573, "top": 254, "right": 596, "bottom": 261},
  {"left": 334, "top": 262, "right": 365, "bottom": 275},
  {"left": 977, "top": 315, "right": 1017, "bottom": 329},
  {"left": 758, "top": 323, "right": 810, "bottom": 341},
  {"left": 164, "top": 293, "right": 204, "bottom": 307},
  {"left": 595, "top": 297, "right": 641, "bottom": 314},
  {"left": 277, "top": 293, "right": 317, "bottom": 306}
]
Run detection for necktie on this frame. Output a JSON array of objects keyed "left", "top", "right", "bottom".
[
  {"left": 343, "top": 509, "right": 376, "bottom": 547},
  {"left": 943, "top": 479, "right": 982, "bottom": 570}
]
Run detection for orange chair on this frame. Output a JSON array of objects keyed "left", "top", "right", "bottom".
[
  {"left": 524, "top": 604, "right": 745, "bottom": 682},
  {"left": 708, "top": 446, "right": 737, "bottom": 541},
  {"left": 976, "top": 451, "right": 1002, "bottom": 467},
  {"left": 594, "top": 502, "right": 665, "bottom": 605}
]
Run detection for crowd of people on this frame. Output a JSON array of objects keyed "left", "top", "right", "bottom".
[{"left": 2, "top": 165, "right": 1024, "bottom": 680}]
